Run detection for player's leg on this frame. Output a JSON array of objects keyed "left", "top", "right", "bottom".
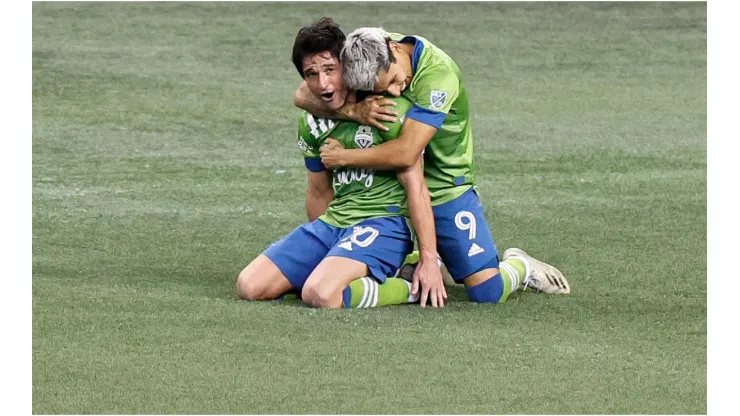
[
  {"left": 301, "top": 256, "right": 368, "bottom": 308},
  {"left": 235, "top": 220, "right": 338, "bottom": 300},
  {"left": 301, "top": 216, "right": 418, "bottom": 309},
  {"left": 502, "top": 248, "right": 570, "bottom": 294},
  {"left": 236, "top": 254, "right": 294, "bottom": 300},
  {"left": 433, "top": 188, "right": 552, "bottom": 303}
]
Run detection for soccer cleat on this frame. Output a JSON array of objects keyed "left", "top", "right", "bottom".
[{"left": 502, "top": 248, "right": 570, "bottom": 294}]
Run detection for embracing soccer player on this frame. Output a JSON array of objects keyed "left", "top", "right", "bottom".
[
  {"left": 294, "top": 27, "right": 571, "bottom": 305},
  {"left": 236, "top": 19, "right": 441, "bottom": 309}
]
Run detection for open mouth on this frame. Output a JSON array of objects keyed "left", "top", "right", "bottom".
[{"left": 321, "top": 92, "right": 335, "bottom": 101}]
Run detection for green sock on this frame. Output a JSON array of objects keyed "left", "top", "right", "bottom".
[
  {"left": 345, "top": 277, "right": 416, "bottom": 308},
  {"left": 498, "top": 258, "right": 527, "bottom": 302},
  {"left": 403, "top": 250, "right": 420, "bottom": 265}
]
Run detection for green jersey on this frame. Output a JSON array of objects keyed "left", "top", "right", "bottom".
[
  {"left": 390, "top": 33, "right": 476, "bottom": 206},
  {"left": 298, "top": 96, "right": 414, "bottom": 228}
]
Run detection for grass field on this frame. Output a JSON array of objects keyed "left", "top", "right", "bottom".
[{"left": 32, "top": 2, "right": 706, "bottom": 414}]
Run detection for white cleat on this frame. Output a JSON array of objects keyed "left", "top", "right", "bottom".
[{"left": 502, "top": 248, "right": 571, "bottom": 294}]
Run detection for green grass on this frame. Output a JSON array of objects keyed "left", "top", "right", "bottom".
[{"left": 32, "top": 2, "right": 706, "bottom": 414}]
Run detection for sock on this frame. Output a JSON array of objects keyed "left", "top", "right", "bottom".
[
  {"left": 342, "top": 277, "right": 418, "bottom": 308},
  {"left": 466, "top": 274, "right": 504, "bottom": 303},
  {"left": 465, "top": 258, "right": 527, "bottom": 304},
  {"left": 498, "top": 257, "right": 526, "bottom": 300},
  {"left": 401, "top": 250, "right": 420, "bottom": 269}
]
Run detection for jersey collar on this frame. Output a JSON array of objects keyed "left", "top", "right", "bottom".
[{"left": 399, "top": 36, "right": 424, "bottom": 74}]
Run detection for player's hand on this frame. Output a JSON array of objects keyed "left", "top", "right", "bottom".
[
  {"left": 353, "top": 95, "right": 398, "bottom": 131},
  {"left": 320, "top": 138, "right": 347, "bottom": 169},
  {"left": 412, "top": 254, "right": 447, "bottom": 308}
]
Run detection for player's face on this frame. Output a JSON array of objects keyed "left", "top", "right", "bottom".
[
  {"left": 302, "top": 51, "right": 348, "bottom": 110},
  {"left": 374, "top": 46, "right": 412, "bottom": 97}
]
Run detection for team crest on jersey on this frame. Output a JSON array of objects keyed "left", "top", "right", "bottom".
[
  {"left": 430, "top": 90, "right": 448, "bottom": 110},
  {"left": 354, "top": 125, "right": 374, "bottom": 149}
]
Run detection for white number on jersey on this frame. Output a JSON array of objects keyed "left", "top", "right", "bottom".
[
  {"left": 337, "top": 226, "right": 380, "bottom": 251},
  {"left": 455, "top": 211, "right": 477, "bottom": 240},
  {"left": 306, "top": 114, "right": 335, "bottom": 139},
  {"left": 350, "top": 226, "right": 380, "bottom": 247}
]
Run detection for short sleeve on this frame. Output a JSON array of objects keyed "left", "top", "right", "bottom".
[
  {"left": 297, "top": 113, "right": 325, "bottom": 172},
  {"left": 406, "top": 68, "right": 459, "bottom": 129}
]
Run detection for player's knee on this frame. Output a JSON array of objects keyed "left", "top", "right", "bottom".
[
  {"left": 465, "top": 273, "right": 505, "bottom": 304},
  {"left": 236, "top": 269, "right": 269, "bottom": 301},
  {"left": 301, "top": 280, "right": 339, "bottom": 309}
]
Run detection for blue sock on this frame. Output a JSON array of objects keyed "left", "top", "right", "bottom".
[
  {"left": 342, "top": 286, "right": 352, "bottom": 309},
  {"left": 466, "top": 274, "right": 505, "bottom": 303}
]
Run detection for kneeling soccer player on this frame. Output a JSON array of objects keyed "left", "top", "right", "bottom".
[
  {"left": 236, "top": 18, "right": 436, "bottom": 309},
  {"left": 295, "top": 26, "right": 572, "bottom": 304}
]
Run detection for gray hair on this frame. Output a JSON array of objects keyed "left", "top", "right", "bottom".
[{"left": 340, "top": 27, "right": 394, "bottom": 91}]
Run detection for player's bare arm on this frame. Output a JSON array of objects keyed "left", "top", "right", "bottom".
[
  {"left": 320, "top": 118, "right": 437, "bottom": 170},
  {"left": 305, "top": 169, "right": 334, "bottom": 221},
  {"left": 397, "top": 157, "right": 446, "bottom": 308},
  {"left": 294, "top": 81, "right": 398, "bottom": 131}
]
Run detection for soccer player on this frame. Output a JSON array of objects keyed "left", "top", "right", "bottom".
[
  {"left": 294, "top": 27, "right": 571, "bottom": 304},
  {"left": 236, "top": 19, "right": 438, "bottom": 309}
]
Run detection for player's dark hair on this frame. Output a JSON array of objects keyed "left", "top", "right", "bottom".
[{"left": 292, "top": 17, "right": 346, "bottom": 78}]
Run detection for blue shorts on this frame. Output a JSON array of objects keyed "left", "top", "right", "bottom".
[
  {"left": 433, "top": 187, "right": 499, "bottom": 282},
  {"left": 263, "top": 216, "right": 413, "bottom": 289}
]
